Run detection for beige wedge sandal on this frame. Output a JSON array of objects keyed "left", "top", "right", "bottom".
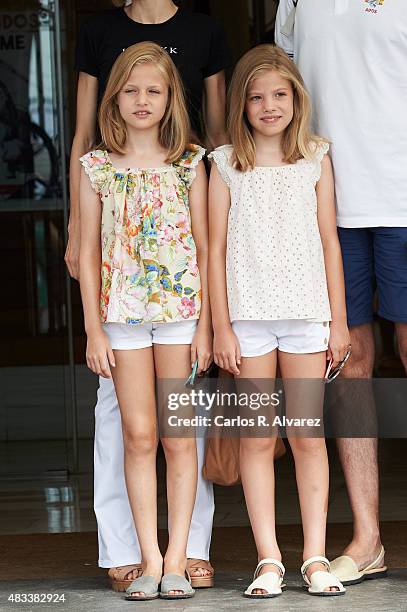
[
  {"left": 186, "top": 559, "right": 215, "bottom": 588},
  {"left": 108, "top": 564, "right": 143, "bottom": 592}
]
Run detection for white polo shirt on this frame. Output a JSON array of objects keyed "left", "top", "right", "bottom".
[{"left": 275, "top": 0, "right": 407, "bottom": 228}]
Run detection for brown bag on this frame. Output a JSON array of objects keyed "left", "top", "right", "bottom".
[{"left": 203, "top": 436, "right": 286, "bottom": 486}]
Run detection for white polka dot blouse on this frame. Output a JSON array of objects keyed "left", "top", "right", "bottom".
[{"left": 208, "top": 143, "right": 332, "bottom": 323}]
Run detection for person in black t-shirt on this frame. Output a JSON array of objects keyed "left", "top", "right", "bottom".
[
  {"left": 75, "top": 2, "right": 230, "bottom": 139},
  {"left": 66, "top": 0, "right": 231, "bottom": 281},
  {"left": 66, "top": 0, "right": 230, "bottom": 593}
]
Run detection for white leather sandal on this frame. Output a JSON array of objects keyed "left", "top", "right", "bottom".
[
  {"left": 301, "top": 556, "right": 346, "bottom": 596},
  {"left": 244, "top": 558, "right": 285, "bottom": 599}
]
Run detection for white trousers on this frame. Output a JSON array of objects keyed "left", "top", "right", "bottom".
[{"left": 94, "top": 376, "right": 215, "bottom": 568}]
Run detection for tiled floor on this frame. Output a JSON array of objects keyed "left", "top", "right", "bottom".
[
  {"left": 0, "top": 439, "right": 406, "bottom": 611},
  {"left": 0, "top": 439, "right": 406, "bottom": 536},
  {"left": 0, "top": 571, "right": 406, "bottom": 612}
]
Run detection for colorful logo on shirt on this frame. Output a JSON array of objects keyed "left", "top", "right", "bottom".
[{"left": 364, "top": 0, "right": 385, "bottom": 13}]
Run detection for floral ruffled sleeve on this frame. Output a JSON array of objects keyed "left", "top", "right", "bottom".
[
  {"left": 79, "top": 149, "right": 114, "bottom": 196},
  {"left": 174, "top": 145, "right": 206, "bottom": 190}
]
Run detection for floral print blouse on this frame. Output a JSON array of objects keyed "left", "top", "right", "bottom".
[{"left": 80, "top": 145, "right": 205, "bottom": 325}]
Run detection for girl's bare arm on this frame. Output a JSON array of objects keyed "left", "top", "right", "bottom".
[
  {"left": 317, "top": 154, "right": 350, "bottom": 364},
  {"left": 208, "top": 163, "right": 241, "bottom": 374},
  {"left": 79, "top": 168, "right": 114, "bottom": 377},
  {"left": 189, "top": 160, "right": 212, "bottom": 371},
  {"left": 189, "top": 161, "right": 210, "bottom": 328}
]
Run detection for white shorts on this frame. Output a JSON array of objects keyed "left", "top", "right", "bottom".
[
  {"left": 232, "top": 320, "right": 330, "bottom": 357},
  {"left": 104, "top": 319, "right": 197, "bottom": 350}
]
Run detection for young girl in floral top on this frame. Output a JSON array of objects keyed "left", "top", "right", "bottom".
[
  {"left": 209, "top": 45, "right": 349, "bottom": 598},
  {"left": 79, "top": 42, "right": 211, "bottom": 601}
]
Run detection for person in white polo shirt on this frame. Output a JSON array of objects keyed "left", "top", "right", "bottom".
[{"left": 276, "top": 0, "right": 407, "bottom": 585}]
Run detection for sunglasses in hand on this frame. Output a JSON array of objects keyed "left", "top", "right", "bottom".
[
  {"left": 324, "top": 346, "right": 352, "bottom": 383},
  {"left": 185, "top": 360, "right": 217, "bottom": 388},
  {"left": 185, "top": 360, "right": 199, "bottom": 388}
]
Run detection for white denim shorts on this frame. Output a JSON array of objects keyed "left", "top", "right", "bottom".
[
  {"left": 104, "top": 319, "right": 197, "bottom": 350},
  {"left": 232, "top": 320, "right": 330, "bottom": 357}
]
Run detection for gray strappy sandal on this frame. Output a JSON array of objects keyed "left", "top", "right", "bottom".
[
  {"left": 160, "top": 571, "right": 195, "bottom": 600},
  {"left": 125, "top": 576, "right": 159, "bottom": 601}
]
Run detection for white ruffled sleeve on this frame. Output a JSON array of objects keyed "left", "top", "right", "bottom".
[
  {"left": 207, "top": 145, "right": 233, "bottom": 188},
  {"left": 312, "top": 141, "right": 330, "bottom": 183}
]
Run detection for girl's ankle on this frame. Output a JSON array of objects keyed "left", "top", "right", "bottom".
[
  {"left": 257, "top": 552, "right": 282, "bottom": 563},
  {"left": 142, "top": 553, "right": 163, "bottom": 567},
  {"left": 302, "top": 552, "right": 326, "bottom": 563},
  {"left": 163, "top": 555, "right": 187, "bottom": 571}
]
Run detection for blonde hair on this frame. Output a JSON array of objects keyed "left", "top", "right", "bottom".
[
  {"left": 98, "top": 42, "right": 190, "bottom": 163},
  {"left": 228, "top": 44, "right": 324, "bottom": 172}
]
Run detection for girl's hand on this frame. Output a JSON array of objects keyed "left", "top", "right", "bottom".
[
  {"left": 86, "top": 329, "right": 115, "bottom": 378},
  {"left": 213, "top": 328, "right": 241, "bottom": 376},
  {"left": 328, "top": 320, "right": 351, "bottom": 367},
  {"left": 191, "top": 324, "right": 213, "bottom": 374}
]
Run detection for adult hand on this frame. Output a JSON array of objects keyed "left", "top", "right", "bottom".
[
  {"left": 213, "top": 328, "right": 241, "bottom": 376},
  {"left": 65, "top": 220, "right": 80, "bottom": 280},
  {"left": 86, "top": 329, "right": 115, "bottom": 378}
]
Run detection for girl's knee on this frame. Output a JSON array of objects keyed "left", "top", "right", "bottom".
[
  {"left": 288, "top": 436, "right": 326, "bottom": 455},
  {"left": 161, "top": 437, "right": 196, "bottom": 456},
  {"left": 240, "top": 437, "right": 277, "bottom": 455},
  {"left": 123, "top": 428, "right": 158, "bottom": 456}
]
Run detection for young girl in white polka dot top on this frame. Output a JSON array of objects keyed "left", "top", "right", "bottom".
[{"left": 208, "top": 45, "right": 350, "bottom": 599}]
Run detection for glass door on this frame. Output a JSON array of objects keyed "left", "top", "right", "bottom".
[{"left": 0, "top": 0, "right": 75, "bottom": 476}]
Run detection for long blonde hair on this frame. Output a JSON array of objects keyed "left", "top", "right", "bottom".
[
  {"left": 228, "top": 44, "right": 323, "bottom": 172},
  {"left": 98, "top": 42, "right": 190, "bottom": 163}
]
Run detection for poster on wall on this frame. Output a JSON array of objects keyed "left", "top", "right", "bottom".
[{"left": 0, "top": 7, "right": 57, "bottom": 200}]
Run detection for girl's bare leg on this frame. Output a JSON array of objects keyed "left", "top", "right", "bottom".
[
  {"left": 279, "top": 351, "right": 337, "bottom": 591},
  {"left": 111, "top": 347, "right": 161, "bottom": 598},
  {"left": 236, "top": 350, "right": 279, "bottom": 595},
  {"left": 154, "top": 343, "right": 198, "bottom": 595}
]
